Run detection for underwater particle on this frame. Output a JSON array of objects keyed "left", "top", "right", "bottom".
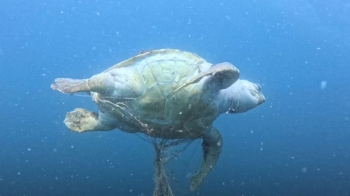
[
  {"left": 186, "top": 172, "right": 193, "bottom": 178},
  {"left": 17, "top": 172, "right": 21, "bottom": 176},
  {"left": 27, "top": 148, "right": 31, "bottom": 151},
  {"left": 71, "top": 145, "right": 74, "bottom": 149},
  {"left": 320, "top": 81, "right": 327, "bottom": 89},
  {"left": 129, "top": 189, "right": 133, "bottom": 192},
  {"left": 301, "top": 167, "right": 307, "bottom": 173}
]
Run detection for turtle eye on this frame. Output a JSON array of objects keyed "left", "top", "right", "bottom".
[{"left": 255, "top": 83, "right": 261, "bottom": 91}]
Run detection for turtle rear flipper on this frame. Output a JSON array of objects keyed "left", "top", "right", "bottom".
[
  {"left": 51, "top": 73, "right": 115, "bottom": 94},
  {"left": 190, "top": 127, "right": 222, "bottom": 191},
  {"left": 51, "top": 78, "right": 89, "bottom": 93}
]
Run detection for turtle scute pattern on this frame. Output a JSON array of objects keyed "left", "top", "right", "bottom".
[{"left": 96, "top": 49, "right": 216, "bottom": 139}]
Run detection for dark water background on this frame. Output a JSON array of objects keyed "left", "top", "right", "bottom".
[{"left": 1, "top": 0, "right": 350, "bottom": 195}]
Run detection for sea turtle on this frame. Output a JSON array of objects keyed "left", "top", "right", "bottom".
[{"left": 51, "top": 49, "right": 265, "bottom": 191}]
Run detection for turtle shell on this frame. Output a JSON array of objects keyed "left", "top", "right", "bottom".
[{"left": 95, "top": 49, "right": 219, "bottom": 139}]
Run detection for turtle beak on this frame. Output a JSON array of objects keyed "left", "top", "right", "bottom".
[
  {"left": 257, "top": 92, "right": 265, "bottom": 105},
  {"left": 251, "top": 83, "right": 265, "bottom": 105}
]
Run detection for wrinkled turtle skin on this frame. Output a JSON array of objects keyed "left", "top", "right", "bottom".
[{"left": 51, "top": 49, "right": 265, "bottom": 191}]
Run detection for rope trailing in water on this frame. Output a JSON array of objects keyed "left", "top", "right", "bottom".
[{"left": 153, "top": 139, "right": 174, "bottom": 196}]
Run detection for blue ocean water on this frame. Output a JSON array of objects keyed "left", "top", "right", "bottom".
[{"left": 1, "top": 0, "right": 350, "bottom": 195}]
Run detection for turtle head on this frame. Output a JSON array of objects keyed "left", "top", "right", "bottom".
[{"left": 218, "top": 79, "right": 265, "bottom": 114}]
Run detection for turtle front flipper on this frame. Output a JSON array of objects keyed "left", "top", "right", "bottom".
[
  {"left": 64, "top": 108, "right": 118, "bottom": 132},
  {"left": 175, "top": 62, "right": 239, "bottom": 93},
  {"left": 204, "top": 62, "right": 240, "bottom": 90},
  {"left": 190, "top": 127, "right": 222, "bottom": 191},
  {"left": 51, "top": 73, "right": 114, "bottom": 94}
]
